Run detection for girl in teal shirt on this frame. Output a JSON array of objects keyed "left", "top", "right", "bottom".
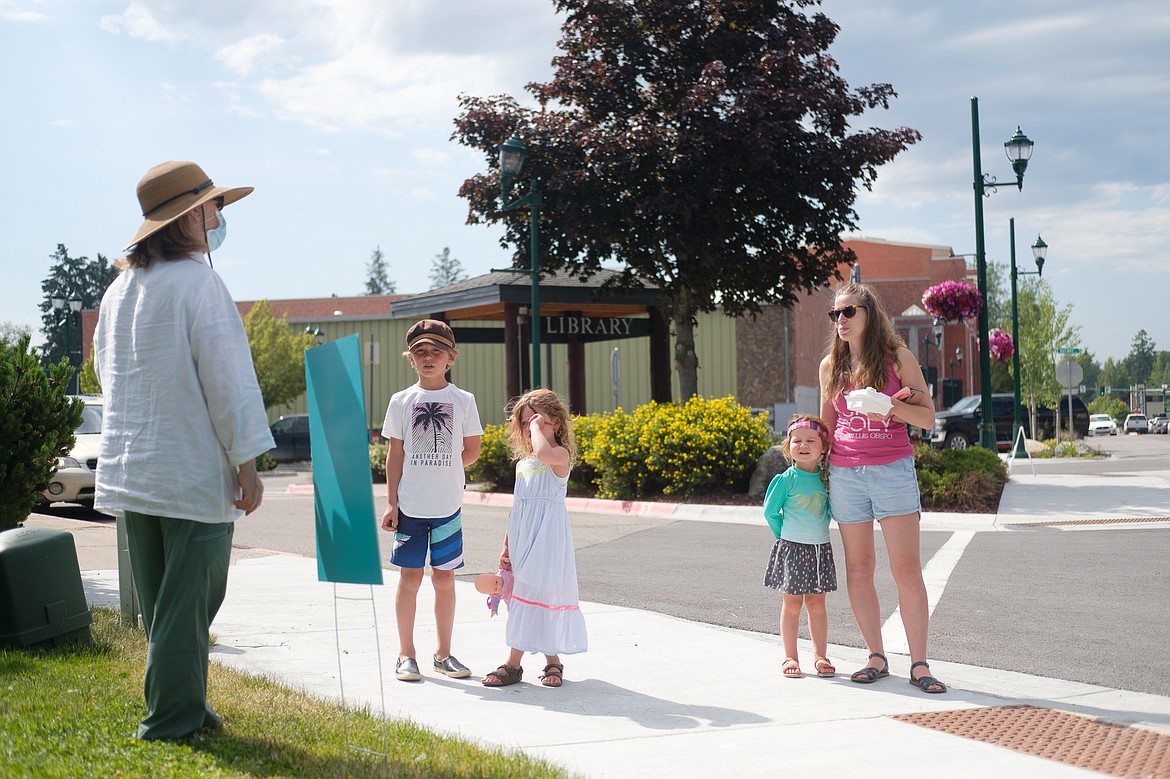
[{"left": 763, "top": 414, "right": 837, "bottom": 678}]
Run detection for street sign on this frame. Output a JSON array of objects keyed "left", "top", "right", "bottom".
[
  {"left": 1055, "top": 359, "right": 1083, "bottom": 386},
  {"left": 1056, "top": 347, "right": 1082, "bottom": 355}
]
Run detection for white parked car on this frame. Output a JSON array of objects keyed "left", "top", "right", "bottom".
[
  {"left": 38, "top": 396, "right": 103, "bottom": 508},
  {"left": 1123, "top": 413, "right": 1149, "bottom": 434},
  {"left": 1088, "top": 414, "right": 1117, "bottom": 436}
]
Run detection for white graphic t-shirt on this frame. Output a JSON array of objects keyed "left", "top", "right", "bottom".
[{"left": 381, "top": 382, "right": 484, "bottom": 517}]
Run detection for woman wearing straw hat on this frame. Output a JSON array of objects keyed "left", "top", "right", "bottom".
[{"left": 93, "top": 160, "right": 275, "bottom": 741}]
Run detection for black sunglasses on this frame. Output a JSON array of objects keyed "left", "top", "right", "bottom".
[{"left": 828, "top": 304, "right": 867, "bottom": 322}]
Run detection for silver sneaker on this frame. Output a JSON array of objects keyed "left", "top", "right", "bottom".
[
  {"left": 395, "top": 657, "right": 421, "bottom": 681},
  {"left": 433, "top": 654, "right": 471, "bottom": 678}
]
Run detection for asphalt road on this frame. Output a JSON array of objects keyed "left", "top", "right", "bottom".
[{"left": 41, "top": 431, "right": 1170, "bottom": 697}]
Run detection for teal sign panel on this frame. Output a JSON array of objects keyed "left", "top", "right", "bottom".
[{"left": 305, "top": 334, "right": 383, "bottom": 585}]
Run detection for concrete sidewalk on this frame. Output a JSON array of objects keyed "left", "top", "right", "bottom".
[
  {"left": 64, "top": 468, "right": 1170, "bottom": 778},
  {"left": 80, "top": 555, "right": 1170, "bottom": 778}
]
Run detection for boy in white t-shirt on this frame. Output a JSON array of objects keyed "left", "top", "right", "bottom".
[{"left": 380, "top": 319, "right": 484, "bottom": 681}]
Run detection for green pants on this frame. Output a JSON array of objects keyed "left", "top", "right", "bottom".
[{"left": 124, "top": 512, "right": 233, "bottom": 741}]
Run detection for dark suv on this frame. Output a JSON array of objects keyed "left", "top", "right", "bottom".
[
  {"left": 269, "top": 414, "right": 312, "bottom": 462},
  {"left": 929, "top": 394, "right": 1090, "bottom": 451}
]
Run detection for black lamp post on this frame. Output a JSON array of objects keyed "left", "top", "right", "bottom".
[
  {"left": 305, "top": 325, "right": 324, "bottom": 346},
  {"left": 50, "top": 296, "right": 83, "bottom": 395},
  {"left": 1009, "top": 219, "right": 1048, "bottom": 454},
  {"left": 971, "top": 97, "right": 1035, "bottom": 449},
  {"left": 923, "top": 317, "right": 943, "bottom": 398},
  {"left": 497, "top": 132, "right": 544, "bottom": 389}
]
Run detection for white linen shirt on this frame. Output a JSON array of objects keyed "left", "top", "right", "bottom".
[{"left": 93, "top": 255, "right": 274, "bottom": 523}]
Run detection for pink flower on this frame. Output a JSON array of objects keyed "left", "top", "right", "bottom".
[
  {"left": 922, "top": 280, "right": 984, "bottom": 323},
  {"left": 986, "top": 328, "right": 1014, "bottom": 363}
]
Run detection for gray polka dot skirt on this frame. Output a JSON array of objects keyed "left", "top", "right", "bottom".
[{"left": 764, "top": 539, "right": 837, "bottom": 595}]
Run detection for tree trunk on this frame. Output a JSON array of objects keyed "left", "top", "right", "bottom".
[{"left": 672, "top": 289, "right": 699, "bottom": 400}]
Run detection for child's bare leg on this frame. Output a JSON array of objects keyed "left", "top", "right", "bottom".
[
  {"left": 805, "top": 593, "right": 828, "bottom": 658},
  {"left": 431, "top": 568, "right": 456, "bottom": 660},
  {"left": 395, "top": 567, "right": 424, "bottom": 659},
  {"left": 780, "top": 594, "right": 803, "bottom": 676}
]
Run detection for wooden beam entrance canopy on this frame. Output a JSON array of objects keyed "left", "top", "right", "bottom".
[{"left": 390, "top": 269, "right": 672, "bottom": 413}]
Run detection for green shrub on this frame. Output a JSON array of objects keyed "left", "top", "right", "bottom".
[
  {"left": 254, "top": 452, "right": 278, "bottom": 472},
  {"left": 466, "top": 423, "right": 514, "bottom": 491},
  {"left": 0, "top": 335, "right": 84, "bottom": 529},
  {"left": 369, "top": 441, "right": 388, "bottom": 483},
  {"left": 584, "top": 396, "right": 771, "bottom": 500},
  {"left": 914, "top": 444, "right": 1007, "bottom": 512}
]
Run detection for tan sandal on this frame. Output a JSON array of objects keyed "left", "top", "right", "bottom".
[
  {"left": 814, "top": 656, "right": 836, "bottom": 677},
  {"left": 481, "top": 664, "right": 523, "bottom": 687},
  {"left": 781, "top": 658, "right": 802, "bottom": 678}
]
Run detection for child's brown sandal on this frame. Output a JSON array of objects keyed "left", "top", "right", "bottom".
[
  {"left": 539, "top": 663, "right": 564, "bottom": 687},
  {"left": 481, "top": 664, "right": 523, "bottom": 687}
]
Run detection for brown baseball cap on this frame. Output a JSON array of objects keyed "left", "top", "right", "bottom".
[{"left": 406, "top": 319, "right": 456, "bottom": 351}]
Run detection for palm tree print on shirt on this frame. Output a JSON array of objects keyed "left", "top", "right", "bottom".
[{"left": 411, "top": 402, "right": 453, "bottom": 453}]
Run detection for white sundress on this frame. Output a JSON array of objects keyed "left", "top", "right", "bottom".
[{"left": 504, "top": 456, "right": 588, "bottom": 656}]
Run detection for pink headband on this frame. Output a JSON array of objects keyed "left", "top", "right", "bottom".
[{"left": 787, "top": 420, "right": 823, "bottom": 435}]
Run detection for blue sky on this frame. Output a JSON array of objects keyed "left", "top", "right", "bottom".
[{"left": 2, "top": 0, "right": 1167, "bottom": 363}]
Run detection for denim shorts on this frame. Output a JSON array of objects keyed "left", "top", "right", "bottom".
[{"left": 828, "top": 457, "right": 921, "bottom": 524}]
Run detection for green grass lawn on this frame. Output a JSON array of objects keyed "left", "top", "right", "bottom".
[{"left": 0, "top": 609, "right": 572, "bottom": 778}]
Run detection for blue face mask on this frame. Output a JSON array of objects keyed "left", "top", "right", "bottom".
[{"left": 206, "top": 209, "right": 227, "bottom": 253}]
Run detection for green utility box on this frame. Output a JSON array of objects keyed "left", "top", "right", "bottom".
[{"left": 0, "top": 526, "right": 92, "bottom": 648}]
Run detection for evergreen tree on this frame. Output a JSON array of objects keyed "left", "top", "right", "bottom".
[
  {"left": 39, "top": 244, "right": 117, "bottom": 373},
  {"left": 429, "top": 247, "right": 468, "bottom": 290},
  {"left": 1123, "top": 329, "right": 1156, "bottom": 385},
  {"left": 365, "top": 246, "right": 396, "bottom": 295}
]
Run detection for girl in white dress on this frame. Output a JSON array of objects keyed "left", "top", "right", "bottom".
[{"left": 481, "top": 389, "right": 587, "bottom": 688}]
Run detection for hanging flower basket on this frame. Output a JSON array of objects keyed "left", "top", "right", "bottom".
[
  {"left": 922, "top": 280, "right": 983, "bottom": 323},
  {"left": 987, "top": 328, "right": 1014, "bottom": 363}
]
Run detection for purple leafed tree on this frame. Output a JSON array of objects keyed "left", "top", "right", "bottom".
[{"left": 453, "top": 0, "right": 920, "bottom": 398}]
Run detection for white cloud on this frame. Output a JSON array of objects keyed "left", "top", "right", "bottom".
[
  {"left": 215, "top": 32, "right": 285, "bottom": 76},
  {"left": 100, "top": 3, "right": 183, "bottom": 42},
  {"left": 0, "top": 7, "right": 46, "bottom": 22}
]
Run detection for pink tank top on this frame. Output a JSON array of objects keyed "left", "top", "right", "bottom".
[{"left": 828, "top": 359, "right": 914, "bottom": 467}]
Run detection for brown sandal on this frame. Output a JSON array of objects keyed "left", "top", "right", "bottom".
[
  {"left": 540, "top": 663, "right": 564, "bottom": 687},
  {"left": 814, "top": 656, "right": 836, "bottom": 678},
  {"left": 481, "top": 664, "right": 523, "bottom": 687},
  {"left": 781, "top": 658, "right": 802, "bottom": 678}
]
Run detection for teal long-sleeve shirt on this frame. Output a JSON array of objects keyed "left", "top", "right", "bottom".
[{"left": 762, "top": 466, "right": 831, "bottom": 544}]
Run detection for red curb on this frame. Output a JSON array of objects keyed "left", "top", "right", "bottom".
[{"left": 287, "top": 483, "right": 315, "bottom": 494}]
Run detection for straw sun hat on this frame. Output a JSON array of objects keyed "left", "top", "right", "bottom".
[{"left": 125, "top": 160, "right": 253, "bottom": 251}]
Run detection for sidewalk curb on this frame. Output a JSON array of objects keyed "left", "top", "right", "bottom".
[{"left": 288, "top": 481, "right": 688, "bottom": 518}]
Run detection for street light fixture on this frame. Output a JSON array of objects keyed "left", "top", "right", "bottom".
[
  {"left": 50, "top": 295, "right": 84, "bottom": 395},
  {"left": 305, "top": 325, "right": 324, "bottom": 345},
  {"left": 497, "top": 131, "right": 544, "bottom": 389},
  {"left": 923, "top": 317, "right": 943, "bottom": 398},
  {"left": 951, "top": 347, "right": 964, "bottom": 379},
  {"left": 971, "top": 97, "right": 1035, "bottom": 449},
  {"left": 1008, "top": 219, "right": 1047, "bottom": 455}
]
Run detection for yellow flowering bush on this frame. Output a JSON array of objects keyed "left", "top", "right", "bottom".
[
  {"left": 465, "top": 423, "right": 515, "bottom": 491},
  {"left": 466, "top": 396, "right": 771, "bottom": 500},
  {"left": 584, "top": 396, "right": 771, "bottom": 499}
]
